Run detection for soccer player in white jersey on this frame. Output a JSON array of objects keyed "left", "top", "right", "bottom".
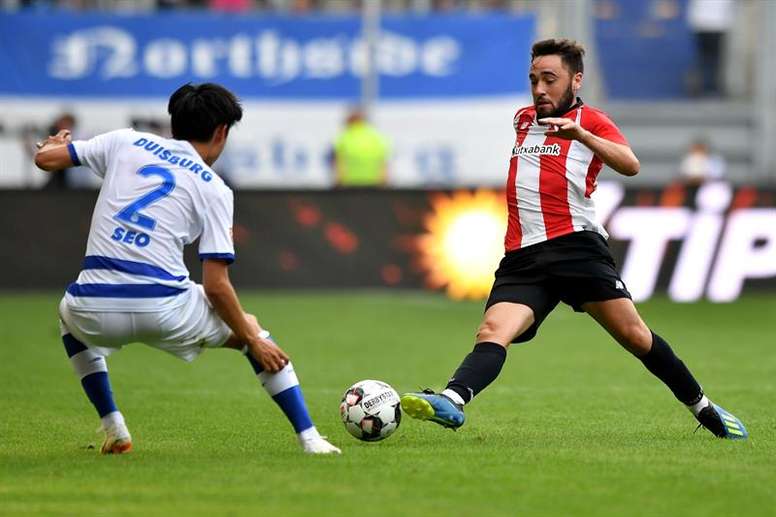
[
  {"left": 400, "top": 39, "right": 747, "bottom": 440},
  {"left": 34, "top": 83, "right": 341, "bottom": 454}
]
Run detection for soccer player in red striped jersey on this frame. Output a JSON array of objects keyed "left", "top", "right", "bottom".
[{"left": 401, "top": 39, "right": 747, "bottom": 440}]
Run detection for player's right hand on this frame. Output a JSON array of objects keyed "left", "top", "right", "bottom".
[
  {"left": 249, "top": 336, "right": 290, "bottom": 373},
  {"left": 36, "top": 129, "right": 72, "bottom": 149}
]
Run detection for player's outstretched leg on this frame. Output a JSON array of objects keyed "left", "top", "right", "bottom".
[
  {"left": 62, "top": 333, "right": 132, "bottom": 454},
  {"left": 401, "top": 342, "right": 507, "bottom": 430},
  {"left": 640, "top": 332, "right": 747, "bottom": 440},
  {"left": 402, "top": 303, "right": 531, "bottom": 430},
  {"left": 244, "top": 331, "right": 340, "bottom": 454},
  {"left": 585, "top": 299, "right": 747, "bottom": 440}
]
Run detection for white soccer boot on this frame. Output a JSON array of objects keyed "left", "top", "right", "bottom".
[
  {"left": 98, "top": 413, "right": 132, "bottom": 454},
  {"left": 298, "top": 430, "right": 341, "bottom": 455}
]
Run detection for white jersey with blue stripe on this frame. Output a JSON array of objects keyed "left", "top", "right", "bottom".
[{"left": 64, "top": 128, "right": 234, "bottom": 312}]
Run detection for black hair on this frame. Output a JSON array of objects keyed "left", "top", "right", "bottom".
[
  {"left": 167, "top": 83, "right": 243, "bottom": 142},
  {"left": 531, "top": 38, "right": 585, "bottom": 75}
]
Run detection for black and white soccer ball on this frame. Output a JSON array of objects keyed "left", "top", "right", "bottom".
[{"left": 340, "top": 380, "right": 401, "bottom": 442}]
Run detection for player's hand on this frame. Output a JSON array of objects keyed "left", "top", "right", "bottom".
[
  {"left": 36, "top": 129, "right": 72, "bottom": 149},
  {"left": 248, "top": 335, "right": 290, "bottom": 374},
  {"left": 537, "top": 117, "right": 588, "bottom": 141}
]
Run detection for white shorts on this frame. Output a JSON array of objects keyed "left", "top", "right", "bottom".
[{"left": 58, "top": 285, "right": 232, "bottom": 362}]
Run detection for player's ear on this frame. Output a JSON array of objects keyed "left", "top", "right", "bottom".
[
  {"left": 212, "top": 124, "right": 228, "bottom": 145},
  {"left": 573, "top": 72, "right": 583, "bottom": 92}
]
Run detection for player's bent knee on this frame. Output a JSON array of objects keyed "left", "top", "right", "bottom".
[
  {"left": 69, "top": 348, "right": 108, "bottom": 379},
  {"left": 619, "top": 323, "right": 652, "bottom": 355},
  {"left": 475, "top": 319, "right": 512, "bottom": 347}
]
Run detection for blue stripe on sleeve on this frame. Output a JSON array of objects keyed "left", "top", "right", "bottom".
[
  {"left": 82, "top": 255, "right": 187, "bottom": 282},
  {"left": 66, "top": 143, "right": 81, "bottom": 166},
  {"left": 199, "top": 253, "right": 235, "bottom": 264},
  {"left": 66, "top": 283, "right": 187, "bottom": 298}
]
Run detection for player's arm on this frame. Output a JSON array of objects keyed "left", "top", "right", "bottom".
[
  {"left": 33, "top": 130, "right": 75, "bottom": 172},
  {"left": 577, "top": 130, "right": 640, "bottom": 176},
  {"left": 202, "top": 259, "right": 289, "bottom": 372},
  {"left": 538, "top": 117, "right": 640, "bottom": 176}
]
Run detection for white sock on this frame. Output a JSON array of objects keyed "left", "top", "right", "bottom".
[
  {"left": 101, "top": 411, "right": 126, "bottom": 432},
  {"left": 298, "top": 426, "right": 321, "bottom": 442},
  {"left": 688, "top": 395, "right": 710, "bottom": 417},
  {"left": 441, "top": 389, "right": 466, "bottom": 406}
]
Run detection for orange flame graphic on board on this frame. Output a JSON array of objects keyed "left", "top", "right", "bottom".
[{"left": 417, "top": 190, "right": 507, "bottom": 300}]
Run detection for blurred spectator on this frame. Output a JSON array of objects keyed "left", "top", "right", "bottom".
[
  {"left": 333, "top": 108, "right": 389, "bottom": 187},
  {"left": 49, "top": 113, "right": 76, "bottom": 137},
  {"left": 687, "top": 0, "right": 733, "bottom": 96},
  {"left": 2, "top": 0, "right": 524, "bottom": 11},
  {"left": 678, "top": 138, "right": 726, "bottom": 186},
  {"left": 432, "top": 0, "right": 458, "bottom": 10},
  {"left": 290, "top": 0, "right": 313, "bottom": 12},
  {"left": 130, "top": 116, "right": 169, "bottom": 137},
  {"left": 157, "top": 0, "right": 187, "bottom": 9},
  {"left": 209, "top": 0, "right": 252, "bottom": 11},
  {"left": 265, "top": 0, "right": 320, "bottom": 12}
]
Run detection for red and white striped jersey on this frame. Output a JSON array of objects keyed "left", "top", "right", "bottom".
[{"left": 504, "top": 101, "right": 628, "bottom": 251}]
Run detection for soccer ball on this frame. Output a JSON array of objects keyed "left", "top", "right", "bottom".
[{"left": 340, "top": 380, "right": 401, "bottom": 441}]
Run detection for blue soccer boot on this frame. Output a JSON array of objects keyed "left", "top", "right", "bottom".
[
  {"left": 400, "top": 389, "right": 465, "bottom": 430},
  {"left": 695, "top": 401, "right": 748, "bottom": 440}
]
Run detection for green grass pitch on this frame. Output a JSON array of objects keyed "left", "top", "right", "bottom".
[{"left": 1, "top": 292, "right": 774, "bottom": 516}]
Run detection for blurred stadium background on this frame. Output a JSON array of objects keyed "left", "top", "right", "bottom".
[
  {"left": 1, "top": 0, "right": 775, "bottom": 302},
  {"left": 3, "top": 4, "right": 776, "bottom": 516}
]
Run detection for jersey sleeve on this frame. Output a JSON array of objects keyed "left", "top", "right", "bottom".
[
  {"left": 512, "top": 105, "right": 533, "bottom": 133},
  {"left": 199, "top": 186, "right": 235, "bottom": 264},
  {"left": 586, "top": 110, "right": 628, "bottom": 146},
  {"left": 68, "top": 129, "right": 131, "bottom": 178}
]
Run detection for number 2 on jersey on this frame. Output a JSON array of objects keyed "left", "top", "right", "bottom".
[{"left": 115, "top": 165, "right": 176, "bottom": 231}]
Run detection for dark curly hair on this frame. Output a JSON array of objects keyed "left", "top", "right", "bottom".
[{"left": 531, "top": 38, "right": 585, "bottom": 75}]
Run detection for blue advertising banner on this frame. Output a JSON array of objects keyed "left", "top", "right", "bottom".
[
  {"left": 595, "top": 0, "right": 695, "bottom": 99},
  {"left": 0, "top": 12, "right": 534, "bottom": 99}
]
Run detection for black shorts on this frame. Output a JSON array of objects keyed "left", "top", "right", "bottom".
[{"left": 485, "top": 231, "right": 631, "bottom": 343}]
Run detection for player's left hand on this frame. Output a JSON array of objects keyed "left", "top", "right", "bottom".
[
  {"left": 537, "top": 117, "right": 588, "bottom": 141},
  {"left": 248, "top": 335, "right": 290, "bottom": 373}
]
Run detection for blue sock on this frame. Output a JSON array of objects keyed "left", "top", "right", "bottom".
[
  {"left": 63, "top": 334, "right": 117, "bottom": 418},
  {"left": 246, "top": 351, "right": 314, "bottom": 434},
  {"left": 81, "top": 373, "right": 118, "bottom": 417}
]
